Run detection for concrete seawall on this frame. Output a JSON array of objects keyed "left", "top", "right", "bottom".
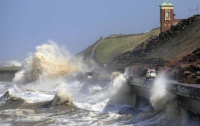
[
  {"left": 94, "top": 75, "right": 200, "bottom": 114},
  {"left": 0, "top": 67, "right": 21, "bottom": 81},
  {"left": 128, "top": 76, "right": 200, "bottom": 115}
]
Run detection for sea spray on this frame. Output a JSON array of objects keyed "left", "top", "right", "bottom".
[
  {"left": 111, "top": 72, "right": 121, "bottom": 81},
  {"left": 110, "top": 72, "right": 130, "bottom": 94},
  {"left": 13, "top": 41, "right": 83, "bottom": 85},
  {"left": 124, "top": 67, "right": 133, "bottom": 76},
  {"left": 8, "top": 41, "right": 88, "bottom": 104},
  {"left": 150, "top": 74, "right": 180, "bottom": 116},
  {"left": 52, "top": 89, "right": 73, "bottom": 106},
  {"left": 75, "top": 72, "right": 132, "bottom": 111},
  {"left": 108, "top": 72, "right": 134, "bottom": 106}
]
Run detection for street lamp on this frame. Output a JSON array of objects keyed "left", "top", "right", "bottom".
[{"left": 188, "top": 6, "right": 190, "bottom": 17}]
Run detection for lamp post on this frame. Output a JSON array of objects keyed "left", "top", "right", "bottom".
[
  {"left": 197, "top": 4, "right": 199, "bottom": 14},
  {"left": 188, "top": 6, "right": 190, "bottom": 17}
]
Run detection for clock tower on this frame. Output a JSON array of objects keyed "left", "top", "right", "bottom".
[{"left": 160, "top": 0, "right": 181, "bottom": 33}]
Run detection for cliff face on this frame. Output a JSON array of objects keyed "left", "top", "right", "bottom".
[
  {"left": 148, "top": 17, "right": 200, "bottom": 61},
  {"left": 113, "top": 15, "right": 200, "bottom": 69}
]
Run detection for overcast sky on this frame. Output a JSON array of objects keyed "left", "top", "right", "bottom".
[{"left": 0, "top": 0, "right": 199, "bottom": 60}]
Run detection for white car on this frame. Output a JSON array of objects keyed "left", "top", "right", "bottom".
[{"left": 146, "top": 69, "right": 156, "bottom": 79}]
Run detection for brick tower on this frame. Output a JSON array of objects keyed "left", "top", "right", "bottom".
[{"left": 160, "top": 0, "right": 180, "bottom": 33}]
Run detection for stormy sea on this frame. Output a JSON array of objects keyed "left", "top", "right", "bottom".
[{"left": 0, "top": 41, "right": 183, "bottom": 126}]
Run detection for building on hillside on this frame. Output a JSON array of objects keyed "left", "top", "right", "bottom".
[{"left": 160, "top": 0, "right": 182, "bottom": 33}]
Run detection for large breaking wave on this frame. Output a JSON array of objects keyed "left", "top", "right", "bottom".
[
  {"left": 13, "top": 41, "right": 83, "bottom": 85},
  {"left": 0, "top": 42, "right": 186, "bottom": 125},
  {"left": 5, "top": 41, "right": 87, "bottom": 107}
]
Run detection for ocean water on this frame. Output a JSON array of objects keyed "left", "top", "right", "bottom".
[{"left": 0, "top": 42, "right": 182, "bottom": 126}]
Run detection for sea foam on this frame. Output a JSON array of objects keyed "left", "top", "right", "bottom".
[{"left": 13, "top": 41, "right": 82, "bottom": 85}]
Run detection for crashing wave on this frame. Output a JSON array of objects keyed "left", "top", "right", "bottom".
[
  {"left": 52, "top": 89, "right": 73, "bottom": 106},
  {"left": 13, "top": 41, "right": 82, "bottom": 85},
  {"left": 0, "top": 91, "right": 12, "bottom": 103},
  {"left": 0, "top": 89, "right": 75, "bottom": 110},
  {"left": 41, "top": 89, "right": 74, "bottom": 108}
]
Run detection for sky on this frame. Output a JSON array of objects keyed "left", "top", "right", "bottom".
[{"left": 0, "top": 0, "right": 199, "bottom": 60}]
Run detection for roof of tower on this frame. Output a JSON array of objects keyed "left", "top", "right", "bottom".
[{"left": 160, "top": 0, "right": 174, "bottom": 7}]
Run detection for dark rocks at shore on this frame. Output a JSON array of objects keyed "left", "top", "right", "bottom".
[{"left": 167, "top": 48, "right": 200, "bottom": 84}]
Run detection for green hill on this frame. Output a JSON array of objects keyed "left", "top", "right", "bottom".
[{"left": 95, "top": 28, "right": 160, "bottom": 63}]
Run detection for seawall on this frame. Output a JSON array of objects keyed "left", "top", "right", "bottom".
[
  {"left": 0, "top": 67, "right": 21, "bottom": 81},
  {"left": 128, "top": 76, "right": 200, "bottom": 115}
]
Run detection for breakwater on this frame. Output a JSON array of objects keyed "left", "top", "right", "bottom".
[
  {"left": 128, "top": 76, "right": 200, "bottom": 115},
  {"left": 94, "top": 72, "right": 200, "bottom": 117},
  {"left": 0, "top": 67, "right": 21, "bottom": 81}
]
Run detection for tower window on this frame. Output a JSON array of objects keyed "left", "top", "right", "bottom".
[{"left": 165, "top": 10, "right": 170, "bottom": 21}]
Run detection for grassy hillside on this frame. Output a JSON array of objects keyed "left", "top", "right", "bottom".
[
  {"left": 76, "top": 41, "right": 98, "bottom": 57},
  {"left": 96, "top": 28, "right": 160, "bottom": 63}
]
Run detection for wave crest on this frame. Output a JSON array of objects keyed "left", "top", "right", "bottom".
[
  {"left": 13, "top": 41, "right": 81, "bottom": 84},
  {"left": 52, "top": 89, "right": 73, "bottom": 106}
]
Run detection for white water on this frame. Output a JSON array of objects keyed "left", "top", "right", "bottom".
[
  {"left": 150, "top": 74, "right": 180, "bottom": 116},
  {"left": 0, "top": 42, "right": 182, "bottom": 125},
  {"left": 4, "top": 41, "right": 130, "bottom": 112},
  {"left": 13, "top": 41, "right": 86, "bottom": 85}
]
